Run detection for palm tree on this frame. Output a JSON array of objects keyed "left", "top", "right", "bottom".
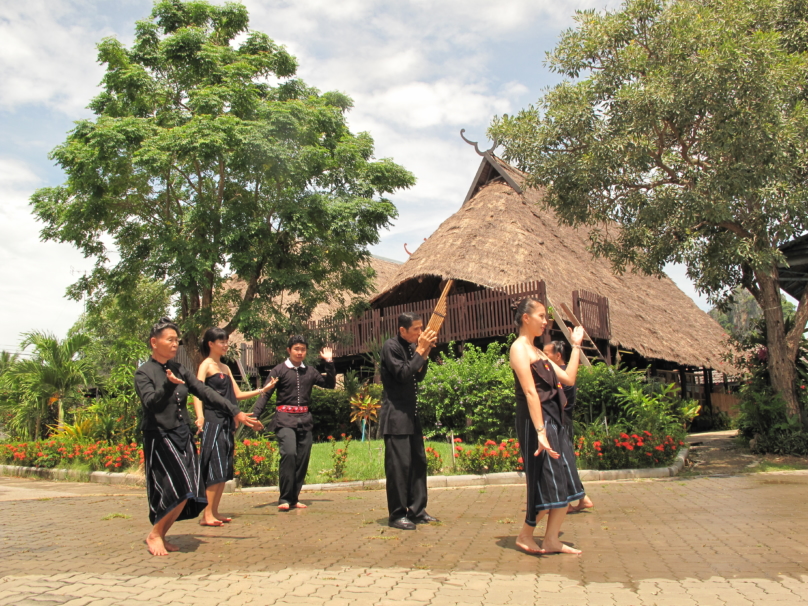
[{"left": 3, "top": 332, "right": 93, "bottom": 433}]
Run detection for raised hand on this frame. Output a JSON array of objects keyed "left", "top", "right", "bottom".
[
  {"left": 261, "top": 376, "right": 278, "bottom": 393},
  {"left": 570, "top": 326, "right": 585, "bottom": 347},
  {"left": 166, "top": 369, "right": 185, "bottom": 385},
  {"left": 320, "top": 346, "right": 334, "bottom": 362},
  {"left": 418, "top": 328, "right": 437, "bottom": 349}
]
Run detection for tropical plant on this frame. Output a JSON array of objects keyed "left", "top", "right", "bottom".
[
  {"left": 31, "top": 0, "right": 414, "bottom": 364},
  {"left": 0, "top": 332, "right": 94, "bottom": 437},
  {"left": 349, "top": 387, "right": 381, "bottom": 441}
]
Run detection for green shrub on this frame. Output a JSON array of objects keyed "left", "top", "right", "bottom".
[
  {"left": 309, "top": 388, "right": 357, "bottom": 441},
  {"left": 417, "top": 342, "right": 515, "bottom": 441},
  {"left": 735, "top": 382, "right": 808, "bottom": 455},
  {"left": 574, "top": 363, "right": 645, "bottom": 425},
  {"left": 233, "top": 438, "right": 278, "bottom": 487}
]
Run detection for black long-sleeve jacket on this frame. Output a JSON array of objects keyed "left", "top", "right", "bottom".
[
  {"left": 378, "top": 335, "right": 429, "bottom": 435},
  {"left": 134, "top": 357, "right": 240, "bottom": 432},
  {"left": 251, "top": 359, "right": 336, "bottom": 431}
]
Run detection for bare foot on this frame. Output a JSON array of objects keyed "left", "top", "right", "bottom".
[
  {"left": 215, "top": 516, "right": 232, "bottom": 523},
  {"left": 164, "top": 540, "right": 180, "bottom": 552},
  {"left": 145, "top": 534, "right": 168, "bottom": 556},
  {"left": 515, "top": 534, "right": 542, "bottom": 555},
  {"left": 539, "top": 540, "right": 582, "bottom": 555},
  {"left": 294, "top": 503, "right": 308, "bottom": 509},
  {"left": 278, "top": 503, "right": 290, "bottom": 511},
  {"left": 200, "top": 517, "right": 223, "bottom": 527}
]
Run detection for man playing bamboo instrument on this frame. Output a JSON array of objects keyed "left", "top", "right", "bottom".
[{"left": 379, "top": 312, "right": 438, "bottom": 530}]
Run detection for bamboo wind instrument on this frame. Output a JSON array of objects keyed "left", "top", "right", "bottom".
[{"left": 426, "top": 280, "right": 455, "bottom": 335}]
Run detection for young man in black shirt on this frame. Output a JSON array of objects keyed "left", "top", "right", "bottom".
[
  {"left": 252, "top": 335, "right": 336, "bottom": 510},
  {"left": 379, "top": 312, "right": 437, "bottom": 530}
]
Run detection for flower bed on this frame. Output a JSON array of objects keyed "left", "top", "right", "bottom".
[
  {"left": 574, "top": 429, "right": 686, "bottom": 469},
  {"left": 452, "top": 438, "right": 523, "bottom": 474},
  {"left": 0, "top": 439, "right": 142, "bottom": 471}
]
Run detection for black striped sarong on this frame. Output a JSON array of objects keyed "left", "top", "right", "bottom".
[
  {"left": 516, "top": 416, "right": 584, "bottom": 526},
  {"left": 143, "top": 426, "right": 206, "bottom": 525},
  {"left": 199, "top": 419, "right": 234, "bottom": 488}
]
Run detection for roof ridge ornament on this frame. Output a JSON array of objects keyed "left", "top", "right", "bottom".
[{"left": 460, "top": 129, "right": 498, "bottom": 156}]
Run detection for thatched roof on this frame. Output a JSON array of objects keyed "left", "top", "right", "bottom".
[{"left": 372, "top": 155, "right": 731, "bottom": 371}]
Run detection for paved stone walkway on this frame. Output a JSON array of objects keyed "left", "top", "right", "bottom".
[{"left": 1, "top": 472, "right": 807, "bottom": 604}]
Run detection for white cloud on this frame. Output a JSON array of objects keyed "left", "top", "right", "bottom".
[
  {"left": 0, "top": 1, "right": 116, "bottom": 113},
  {"left": 0, "top": 157, "right": 92, "bottom": 348}
]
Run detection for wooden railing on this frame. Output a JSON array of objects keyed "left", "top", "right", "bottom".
[
  {"left": 572, "top": 289, "right": 611, "bottom": 340},
  {"left": 251, "top": 280, "right": 548, "bottom": 367}
]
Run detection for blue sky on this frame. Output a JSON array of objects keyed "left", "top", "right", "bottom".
[{"left": 0, "top": 0, "right": 708, "bottom": 352}]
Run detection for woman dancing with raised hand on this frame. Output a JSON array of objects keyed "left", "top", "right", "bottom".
[
  {"left": 193, "top": 327, "right": 277, "bottom": 527},
  {"left": 510, "top": 298, "right": 585, "bottom": 555},
  {"left": 134, "top": 318, "right": 263, "bottom": 556}
]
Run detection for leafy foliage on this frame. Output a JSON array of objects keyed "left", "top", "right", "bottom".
[
  {"left": 417, "top": 341, "right": 515, "bottom": 442},
  {"left": 30, "top": 0, "right": 415, "bottom": 359},
  {"left": 0, "top": 332, "right": 94, "bottom": 439}
]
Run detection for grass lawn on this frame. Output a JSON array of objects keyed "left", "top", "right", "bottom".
[{"left": 304, "top": 439, "right": 459, "bottom": 484}]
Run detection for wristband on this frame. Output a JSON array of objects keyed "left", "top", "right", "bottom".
[{"left": 536, "top": 424, "right": 546, "bottom": 432}]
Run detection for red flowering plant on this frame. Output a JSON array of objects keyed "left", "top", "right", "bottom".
[
  {"left": 453, "top": 438, "right": 523, "bottom": 474},
  {"left": 574, "top": 426, "right": 685, "bottom": 469},
  {"left": 0, "top": 439, "right": 143, "bottom": 472},
  {"left": 233, "top": 438, "right": 278, "bottom": 487},
  {"left": 424, "top": 445, "right": 443, "bottom": 475}
]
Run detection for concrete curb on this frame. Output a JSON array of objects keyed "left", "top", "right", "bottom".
[{"left": 0, "top": 448, "right": 688, "bottom": 493}]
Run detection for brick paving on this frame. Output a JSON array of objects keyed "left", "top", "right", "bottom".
[{"left": 1, "top": 472, "right": 807, "bottom": 604}]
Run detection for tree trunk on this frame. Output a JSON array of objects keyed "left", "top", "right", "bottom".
[
  {"left": 57, "top": 397, "right": 64, "bottom": 430},
  {"left": 754, "top": 270, "right": 800, "bottom": 418}
]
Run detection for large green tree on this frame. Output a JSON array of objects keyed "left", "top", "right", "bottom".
[
  {"left": 491, "top": 0, "right": 808, "bottom": 420},
  {"left": 32, "top": 0, "right": 414, "bottom": 361}
]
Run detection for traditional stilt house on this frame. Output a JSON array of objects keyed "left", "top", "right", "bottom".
[{"left": 330, "top": 148, "right": 733, "bottom": 415}]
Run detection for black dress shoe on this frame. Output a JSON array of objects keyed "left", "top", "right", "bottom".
[
  {"left": 389, "top": 517, "right": 416, "bottom": 530},
  {"left": 409, "top": 513, "right": 440, "bottom": 524}
]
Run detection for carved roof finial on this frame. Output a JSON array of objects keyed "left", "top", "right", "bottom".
[{"left": 460, "top": 129, "right": 498, "bottom": 156}]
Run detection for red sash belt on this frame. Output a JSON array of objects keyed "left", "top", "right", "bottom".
[{"left": 276, "top": 405, "right": 309, "bottom": 414}]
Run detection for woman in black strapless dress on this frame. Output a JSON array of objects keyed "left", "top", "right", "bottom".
[
  {"left": 510, "top": 297, "right": 585, "bottom": 555},
  {"left": 193, "top": 327, "right": 276, "bottom": 526}
]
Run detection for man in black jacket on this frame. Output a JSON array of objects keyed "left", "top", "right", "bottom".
[
  {"left": 379, "top": 312, "right": 437, "bottom": 530},
  {"left": 135, "top": 318, "right": 262, "bottom": 556},
  {"left": 252, "top": 335, "right": 336, "bottom": 510}
]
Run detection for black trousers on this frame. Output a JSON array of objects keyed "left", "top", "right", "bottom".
[
  {"left": 384, "top": 433, "right": 428, "bottom": 521},
  {"left": 276, "top": 427, "right": 313, "bottom": 505}
]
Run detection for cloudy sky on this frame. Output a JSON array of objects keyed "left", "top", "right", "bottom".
[{"left": 0, "top": 0, "right": 708, "bottom": 353}]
